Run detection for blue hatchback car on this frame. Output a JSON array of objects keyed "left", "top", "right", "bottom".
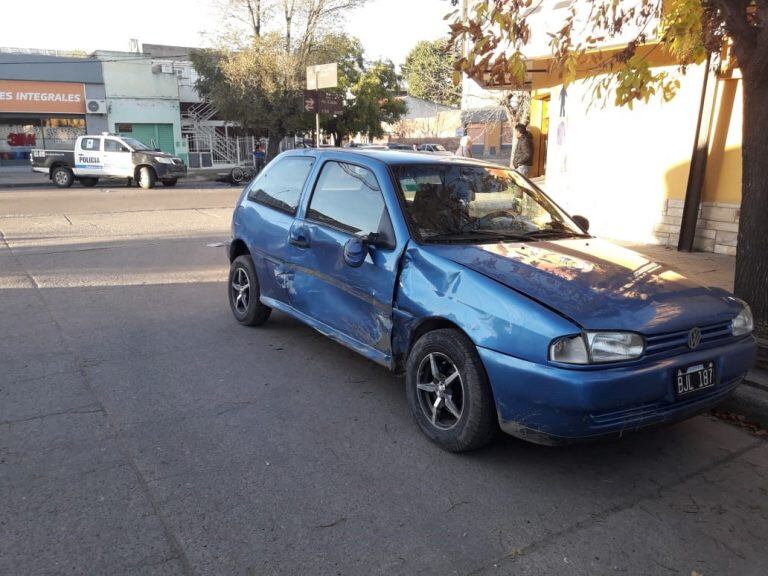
[{"left": 228, "top": 149, "right": 757, "bottom": 451}]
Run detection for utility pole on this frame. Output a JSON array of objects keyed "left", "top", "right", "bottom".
[{"left": 315, "top": 70, "right": 321, "bottom": 148}]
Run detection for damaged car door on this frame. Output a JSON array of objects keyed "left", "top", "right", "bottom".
[{"left": 287, "top": 159, "right": 402, "bottom": 365}]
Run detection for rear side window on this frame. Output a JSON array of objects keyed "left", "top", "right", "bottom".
[
  {"left": 247, "top": 156, "right": 315, "bottom": 215},
  {"left": 307, "top": 161, "right": 391, "bottom": 238},
  {"left": 104, "top": 139, "right": 130, "bottom": 152},
  {"left": 81, "top": 138, "right": 101, "bottom": 151}
]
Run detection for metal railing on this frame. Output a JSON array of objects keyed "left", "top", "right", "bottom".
[{"left": 185, "top": 133, "right": 257, "bottom": 168}]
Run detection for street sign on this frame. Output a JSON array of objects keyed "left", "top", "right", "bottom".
[
  {"left": 306, "top": 63, "right": 338, "bottom": 90},
  {"left": 304, "top": 91, "right": 343, "bottom": 115},
  {"left": 304, "top": 91, "right": 317, "bottom": 113},
  {"left": 317, "top": 92, "right": 343, "bottom": 115}
]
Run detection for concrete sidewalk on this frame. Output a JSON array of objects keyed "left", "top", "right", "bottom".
[{"left": 621, "top": 240, "right": 768, "bottom": 429}]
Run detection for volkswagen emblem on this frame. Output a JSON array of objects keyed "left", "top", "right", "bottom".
[{"left": 688, "top": 327, "right": 702, "bottom": 350}]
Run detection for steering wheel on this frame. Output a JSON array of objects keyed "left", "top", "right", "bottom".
[
  {"left": 462, "top": 208, "right": 529, "bottom": 232},
  {"left": 479, "top": 209, "right": 519, "bottom": 221}
]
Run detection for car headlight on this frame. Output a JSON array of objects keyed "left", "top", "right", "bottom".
[
  {"left": 731, "top": 304, "right": 754, "bottom": 336},
  {"left": 156, "top": 157, "right": 174, "bottom": 164},
  {"left": 550, "top": 332, "right": 645, "bottom": 364}
]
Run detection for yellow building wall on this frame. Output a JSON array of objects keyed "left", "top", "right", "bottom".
[
  {"left": 703, "top": 78, "right": 743, "bottom": 204},
  {"left": 526, "top": 62, "right": 744, "bottom": 245},
  {"left": 540, "top": 64, "right": 705, "bottom": 242}
]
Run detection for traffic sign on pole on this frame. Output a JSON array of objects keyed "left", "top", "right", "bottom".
[{"left": 306, "top": 63, "right": 338, "bottom": 90}]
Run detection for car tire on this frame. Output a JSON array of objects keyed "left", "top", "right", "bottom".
[
  {"left": 228, "top": 255, "right": 271, "bottom": 327},
  {"left": 161, "top": 178, "right": 178, "bottom": 187},
  {"left": 80, "top": 177, "right": 99, "bottom": 187},
  {"left": 51, "top": 166, "right": 74, "bottom": 188},
  {"left": 406, "top": 329, "right": 496, "bottom": 452},
  {"left": 137, "top": 166, "right": 156, "bottom": 189}
]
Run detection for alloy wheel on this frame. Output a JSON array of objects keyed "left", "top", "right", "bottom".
[
  {"left": 416, "top": 352, "right": 465, "bottom": 430},
  {"left": 231, "top": 267, "right": 250, "bottom": 315}
]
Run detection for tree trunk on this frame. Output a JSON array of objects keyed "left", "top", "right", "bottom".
[
  {"left": 734, "top": 73, "right": 768, "bottom": 339},
  {"left": 246, "top": 0, "right": 261, "bottom": 37},
  {"left": 266, "top": 133, "right": 282, "bottom": 161}
]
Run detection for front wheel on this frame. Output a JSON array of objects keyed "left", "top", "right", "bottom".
[
  {"left": 228, "top": 255, "right": 271, "bottom": 326},
  {"left": 406, "top": 329, "right": 497, "bottom": 452},
  {"left": 161, "top": 178, "right": 178, "bottom": 187},
  {"left": 51, "top": 166, "right": 74, "bottom": 188},
  {"left": 137, "top": 166, "right": 156, "bottom": 189}
]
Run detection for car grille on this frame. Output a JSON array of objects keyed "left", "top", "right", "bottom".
[{"left": 644, "top": 321, "right": 733, "bottom": 357}]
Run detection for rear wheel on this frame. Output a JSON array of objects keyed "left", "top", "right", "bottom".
[
  {"left": 228, "top": 255, "right": 271, "bottom": 327},
  {"left": 80, "top": 177, "right": 99, "bottom": 187},
  {"left": 230, "top": 167, "right": 247, "bottom": 185},
  {"left": 406, "top": 329, "right": 496, "bottom": 452},
  {"left": 137, "top": 166, "right": 156, "bottom": 189},
  {"left": 161, "top": 178, "right": 178, "bottom": 187},
  {"left": 51, "top": 166, "right": 74, "bottom": 188}
]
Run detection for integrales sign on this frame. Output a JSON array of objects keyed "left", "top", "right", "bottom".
[{"left": 0, "top": 80, "right": 86, "bottom": 114}]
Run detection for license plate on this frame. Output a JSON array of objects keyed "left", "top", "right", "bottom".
[{"left": 674, "top": 361, "right": 716, "bottom": 397}]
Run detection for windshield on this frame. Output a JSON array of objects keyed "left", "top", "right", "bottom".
[
  {"left": 433, "top": 145, "right": 447, "bottom": 151},
  {"left": 394, "top": 164, "right": 587, "bottom": 243},
  {"left": 122, "top": 138, "right": 152, "bottom": 151}
]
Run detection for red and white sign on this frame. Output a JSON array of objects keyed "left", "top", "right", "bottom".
[{"left": 0, "top": 80, "right": 86, "bottom": 114}]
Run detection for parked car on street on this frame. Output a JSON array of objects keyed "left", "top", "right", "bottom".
[
  {"left": 227, "top": 149, "right": 757, "bottom": 451},
  {"left": 385, "top": 142, "right": 415, "bottom": 151},
  {"left": 31, "top": 134, "right": 187, "bottom": 189},
  {"left": 418, "top": 143, "right": 452, "bottom": 155}
]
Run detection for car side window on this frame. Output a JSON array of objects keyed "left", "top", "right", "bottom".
[
  {"left": 104, "top": 139, "right": 130, "bottom": 153},
  {"left": 247, "top": 156, "right": 315, "bottom": 215},
  {"left": 307, "top": 161, "right": 393, "bottom": 242},
  {"left": 81, "top": 138, "right": 101, "bottom": 151}
]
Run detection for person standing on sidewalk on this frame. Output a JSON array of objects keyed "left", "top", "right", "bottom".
[
  {"left": 512, "top": 124, "right": 533, "bottom": 177},
  {"left": 252, "top": 143, "right": 266, "bottom": 173},
  {"left": 455, "top": 128, "right": 473, "bottom": 158}
]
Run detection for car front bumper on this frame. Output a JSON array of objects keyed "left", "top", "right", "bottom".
[
  {"left": 155, "top": 163, "right": 187, "bottom": 179},
  {"left": 478, "top": 335, "right": 757, "bottom": 445}
]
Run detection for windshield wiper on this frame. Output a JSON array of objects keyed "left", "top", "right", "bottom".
[
  {"left": 425, "top": 230, "right": 535, "bottom": 243},
  {"left": 526, "top": 229, "right": 590, "bottom": 239}
]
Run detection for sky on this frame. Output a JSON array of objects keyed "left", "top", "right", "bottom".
[{"left": 1, "top": 0, "right": 452, "bottom": 66}]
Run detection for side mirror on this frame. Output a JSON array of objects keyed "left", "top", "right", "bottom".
[
  {"left": 572, "top": 215, "right": 590, "bottom": 233},
  {"left": 343, "top": 237, "right": 367, "bottom": 268}
]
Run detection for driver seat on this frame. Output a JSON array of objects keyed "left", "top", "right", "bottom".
[{"left": 411, "top": 183, "right": 468, "bottom": 233}]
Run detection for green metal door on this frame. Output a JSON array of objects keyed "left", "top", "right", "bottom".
[
  {"left": 156, "top": 124, "right": 174, "bottom": 154},
  {"left": 118, "top": 124, "right": 175, "bottom": 155}
]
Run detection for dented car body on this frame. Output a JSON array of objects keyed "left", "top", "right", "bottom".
[{"left": 228, "top": 149, "right": 757, "bottom": 449}]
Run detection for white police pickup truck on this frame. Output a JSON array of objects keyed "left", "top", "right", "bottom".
[{"left": 31, "top": 134, "right": 187, "bottom": 189}]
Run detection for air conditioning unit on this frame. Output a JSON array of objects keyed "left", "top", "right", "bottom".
[{"left": 86, "top": 99, "right": 107, "bottom": 115}]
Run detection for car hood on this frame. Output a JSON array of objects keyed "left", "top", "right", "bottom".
[
  {"left": 421, "top": 238, "right": 741, "bottom": 334},
  {"left": 135, "top": 150, "right": 175, "bottom": 160}
]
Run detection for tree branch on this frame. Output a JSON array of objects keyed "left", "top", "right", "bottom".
[{"left": 708, "top": 0, "right": 758, "bottom": 69}]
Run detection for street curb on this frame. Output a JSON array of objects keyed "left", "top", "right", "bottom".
[
  {"left": 717, "top": 372, "right": 768, "bottom": 429},
  {"left": 1, "top": 174, "right": 223, "bottom": 189}
]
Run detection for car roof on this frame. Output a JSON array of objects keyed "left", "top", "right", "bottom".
[{"left": 283, "top": 147, "right": 503, "bottom": 168}]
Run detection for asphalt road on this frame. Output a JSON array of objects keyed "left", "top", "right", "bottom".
[{"left": 1, "top": 181, "right": 767, "bottom": 576}]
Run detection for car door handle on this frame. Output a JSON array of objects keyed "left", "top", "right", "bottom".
[{"left": 289, "top": 228, "right": 310, "bottom": 248}]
